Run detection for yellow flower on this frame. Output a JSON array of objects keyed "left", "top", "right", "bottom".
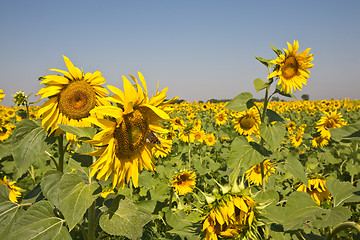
[
  {"left": 312, "top": 136, "right": 329, "bottom": 148},
  {"left": 191, "top": 129, "right": 206, "bottom": 145},
  {"left": 171, "top": 117, "right": 185, "bottom": 130},
  {"left": 152, "top": 136, "right": 172, "bottom": 158},
  {"left": 0, "top": 89, "right": 5, "bottom": 102},
  {"left": 232, "top": 107, "right": 260, "bottom": 136},
  {"left": 179, "top": 130, "right": 191, "bottom": 143},
  {"left": 193, "top": 119, "right": 202, "bottom": 130},
  {"left": 36, "top": 56, "right": 109, "bottom": 141},
  {"left": 0, "top": 176, "right": 21, "bottom": 202},
  {"left": 286, "top": 121, "right": 296, "bottom": 134},
  {"left": 170, "top": 170, "right": 196, "bottom": 195},
  {"left": 297, "top": 178, "right": 331, "bottom": 205},
  {"left": 86, "top": 72, "right": 171, "bottom": 189},
  {"left": 205, "top": 133, "right": 216, "bottom": 146},
  {"left": 245, "top": 159, "right": 275, "bottom": 186},
  {"left": 202, "top": 194, "right": 258, "bottom": 240},
  {"left": 101, "top": 188, "right": 115, "bottom": 199},
  {"left": 268, "top": 40, "right": 314, "bottom": 94},
  {"left": 316, "top": 111, "right": 347, "bottom": 139},
  {"left": 0, "top": 126, "right": 11, "bottom": 142},
  {"left": 215, "top": 110, "right": 228, "bottom": 126}
]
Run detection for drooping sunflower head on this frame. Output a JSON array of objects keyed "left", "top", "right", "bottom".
[
  {"left": 232, "top": 107, "right": 260, "bottom": 136},
  {"left": 170, "top": 169, "right": 196, "bottom": 195},
  {"left": 0, "top": 176, "right": 21, "bottom": 202},
  {"left": 268, "top": 40, "right": 314, "bottom": 94},
  {"left": 202, "top": 193, "right": 261, "bottom": 240},
  {"left": 245, "top": 159, "right": 275, "bottom": 186},
  {"left": 312, "top": 136, "right": 329, "bottom": 148},
  {"left": 86, "top": 72, "right": 171, "bottom": 189},
  {"left": 315, "top": 111, "right": 347, "bottom": 139},
  {"left": 297, "top": 177, "right": 331, "bottom": 205},
  {"left": 36, "top": 56, "right": 109, "bottom": 139}
]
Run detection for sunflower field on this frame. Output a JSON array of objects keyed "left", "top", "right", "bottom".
[{"left": 1, "top": 41, "right": 360, "bottom": 240}]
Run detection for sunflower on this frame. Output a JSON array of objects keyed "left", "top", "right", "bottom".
[
  {"left": 0, "top": 89, "right": 5, "bottom": 102},
  {"left": 36, "top": 56, "right": 109, "bottom": 140},
  {"left": 179, "top": 130, "right": 192, "bottom": 143},
  {"left": 0, "top": 126, "right": 11, "bottom": 142},
  {"left": 245, "top": 159, "right": 275, "bottom": 186},
  {"left": 297, "top": 178, "right": 331, "bottom": 205},
  {"left": 193, "top": 119, "right": 202, "bottom": 130},
  {"left": 290, "top": 128, "right": 304, "bottom": 148},
  {"left": 315, "top": 111, "right": 347, "bottom": 139},
  {"left": 267, "top": 40, "right": 314, "bottom": 94},
  {"left": 0, "top": 176, "right": 21, "bottom": 202},
  {"left": 205, "top": 133, "right": 216, "bottom": 146},
  {"left": 170, "top": 170, "right": 196, "bottom": 195},
  {"left": 191, "top": 129, "right": 206, "bottom": 145},
  {"left": 215, "top": 110, "right": 228, "bottom": 126},
  {"left": 85, "top": 72, "right": 171, "bottom": 188},
  {"left": 232, "top": 107, "right": 260, "bottom": 136},
  {"left": 171, "top": 117, "right": 185, "bottom": 130},
  {"left": 312, "top": 136, "right": 329, "bottom": 148},
  {"left": 152, "top": 136, "right": 172, "bottom": 158},
  {"left": 286, "top": 121, "right": 296, "bottom": 134},
  {"left": 202, "top": 194, "right": 259, "bottom": 240}
]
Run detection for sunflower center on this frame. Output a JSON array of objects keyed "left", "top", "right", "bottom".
[
  {"left": 325, "top": 119, "right": 335, "bottom": 129},
  {"left": 239, "top": 115, "right": 255, "bottom": 130},
  {"left": 281, "top": 56, "right": 299, "bottom": 79},
  {"left": 58, "top": 81, "right": 96, "bottom": 120},
  {"left": 114, "top": 109, "right": 149, "bottom": 159}
]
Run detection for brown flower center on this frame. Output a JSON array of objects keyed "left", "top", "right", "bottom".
[
  {"left": 239, "top": 115, "right": 255, "bottom": 130},
  {"left": 114, "top": 109, "right": 149, "bottom": 159},
  {"left": 58, "top": 81, "right": 96, "bottom": 120},
  {"left": 281, "top": 56, "right": 299, "bottom": 79}
]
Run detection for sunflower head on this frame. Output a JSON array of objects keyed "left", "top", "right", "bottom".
[
  {"left": 170, "top": 170, "right": 196, "bottom": 195},
  {"left": 0, "top": 89, "right": 5, "bottom": 102},
  {"left": 232, "top": 107, "right": 260, "bottom": 136},
  {"left": 0, "top": 176, "right": 22, "bottom": 202},
  {"left": 315, "top": 111, "right": 347, "bottom": 139},
  {"left": 268, "top": 41, "right": 314, "bottom": 94},
  {"left": 297, "top": 177, "right": 331, "bottom": 205},
  {"left": 36, "top": 56, "right": 109, "bottom": 139},
  {"left": 245, "top": 159, "right": 275, "bottom": 186}
]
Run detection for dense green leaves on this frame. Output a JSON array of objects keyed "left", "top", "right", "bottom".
[
  {"left": 99, "top": 197, "right": 153, "bottom": 240},
  {"left": 326, "top": 178, "right": 360, "bottom": 207},
  {"left": 284, "top": 153, "right": 308, "bottom": 187},
  {"left": 8, "top": 200, "right": 71, "bottom": 240}
]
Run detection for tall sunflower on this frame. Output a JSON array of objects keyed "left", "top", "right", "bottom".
[
  {"left": 268, "top": 40, "right": 314, "bottom": 94},
  {"left": 232, "top": 107, "right": 260, "bottom": 137},
  {"left": 36, "top": 56, "right": 109, "bottom": 139},
  {"left": 245, "top": 159, "right": 275, "bottom": 186},
  {"left": 170, "top": 170, "right": 196, "bottom": 195},
  {"left": 86, "top": 72, "right": 172, "bottom": 188}
]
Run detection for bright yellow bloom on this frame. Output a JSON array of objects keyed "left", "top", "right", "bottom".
[
  {"left": 0, "top": 176, "right": 21, "bottom": 202},
  {"left": 0, "top": 126, "right": 11, "bottom": 142},
  {"left": 316, "top": 111, "right": 347, "bottom": 139},
  {"left": 152, "top": 136, "right": 172, "bottom": 158},
  {"left": 245, "top": 159, "right": 275, "bottom": 186},
  {"left": 0, "top": 89, "right": 5, "bottom": 102},
  {"left": 36, "top": 56, "right": 109, "bottom": 141},
  {"left": 100, "top": 188, "right": 115, "bottom": 199},
  {"left": 202, "top": 194, "right": 257, "bottom": 240},
  {"left": 170, "top": 170, "right": 196, "bottom": 195},
  {"left": 268, "top": 40, "right": 314, "bottom": 94},
  {"left": 171, "top": 117, "right": 185, "bottom": 130},
  {"left": 232, "top": 107, "right": 260, "bottom": 137},
  {"left": 312, "top": 136, "right": 329, "bottom": 148},
  {"left": 179, "top": 130, "right": 191, "bottom": 143},
  {"left": 297, "top": 178, "right": 331, "bottom": 205},
  {"left": 193, "top": 119, "right": 202, "bottom": 130},
  {"left": 191, "top": 129, "right": 206, "bottom": 145},
  {"left": 86, "top": 72, "right": 171, "bottom": 189},
  {"left": 205, "top": 133, "right": 216, "bottom": 146},
  {"left": 215, "top": 110, "right": 228, "bottom": 126},
  {"left": 286, "top": 121, "right": 296, "bottom": 134}
]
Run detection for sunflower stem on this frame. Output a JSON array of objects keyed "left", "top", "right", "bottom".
[
  {"left": 58, "top": 134, "right": 65, "bottom": 173},
  {"left": 325, "top": 222, "right": 360, "bottom": 240},
  {"left": 88, "top": 200, "right": 97, "bottom": 240}
]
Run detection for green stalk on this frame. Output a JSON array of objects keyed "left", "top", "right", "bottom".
[
  {"left": 58, "top": 134, "right": 64, "bottom": 172},
  {"left": 88, "top": 201, "right": 97, "bottom": 240},
  {"left": 259, "top": 85, "right": 270, "bottom": 191},
  {"left": 325, "top": 222, "right": 360, "bottom": 240}
]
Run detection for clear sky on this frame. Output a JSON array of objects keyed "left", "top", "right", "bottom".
[{"left": 1, "top": 0, "right": 359, "bottom": 107}]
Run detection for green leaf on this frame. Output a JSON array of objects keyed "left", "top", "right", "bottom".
[
  {"left": 326, "top": 178, "right": 360, "bottom": 207},
  {"left": 0, "top": 141, "right": 12, "bottom": 159},
  {"left": 253, "top": 78, "right": 269, "bottom": 92},
  {"left": 270, "top": 43, "right": 283, "bottom": 57},
  {"left": 135, "top": 199, "right": 157, "bottom": 214},
  {"left": 0, "top": 185, "right": 24, "bottom": 239},
  {"left": 225, "top": 92, "right": 253, "bottom": 112},
  {"left": 283, "top": 191, "right": 323, "bottom": 231},
  {"left": 260, "top": 122, "right": 286, "bottom": 151},
  {"left": 329, "top": 123, "right": 360, "bottom": 141},
  {"left": 228, "top": 137, "right": 263, "bottom": 183},
  {"left": 11, "top": 120, "right": 48, "bottom": 179},
  {"left": 255, "top": 56, "right": 274, "bottom": 70},
  {"left": 40, "top": 170, "right": 62, "bottom": 208},
  {"left": 266, "top": 109, "right": 285, "bottom": 123},
  {"left": 313, "top": 206, "right": 352, "bottom": 228},
  {"left": 9, "top": 200, "right": 71, "bottom": 240},
  {"left": 99, "top": 197, "right": 152, "bottom": 240},
  {"left": 284, "top": 153, "right": 308, "bottom": 187},
  {"left": 58, "top": 125, "right": 97, "bottom": 140},
  {"left": 58, "top": 173, "right": 100, "bottom": 231}
]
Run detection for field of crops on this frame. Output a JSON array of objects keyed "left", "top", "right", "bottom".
[{"left": 1, "top": 42, "right": 360, "bottom": 240}]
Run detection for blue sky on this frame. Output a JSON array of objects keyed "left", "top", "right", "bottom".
[{"left": 1, "top": 0, "right": 359, "bottom": 107}]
